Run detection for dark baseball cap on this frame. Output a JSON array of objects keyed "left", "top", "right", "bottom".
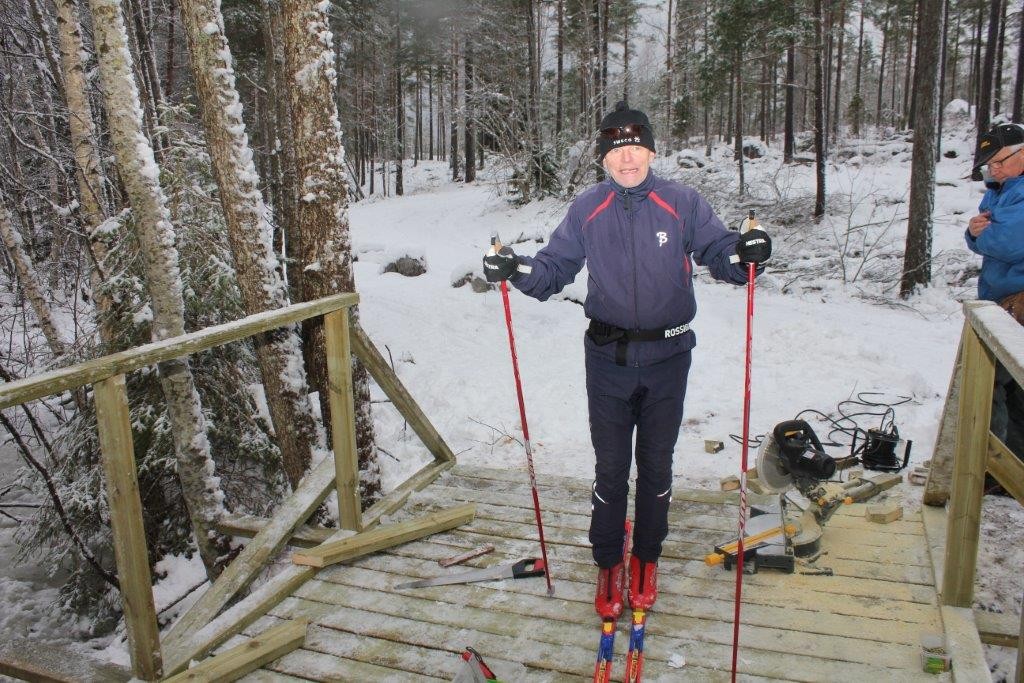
[{"left": 973, "top": 123, "right": 1024, "bottom": 172}]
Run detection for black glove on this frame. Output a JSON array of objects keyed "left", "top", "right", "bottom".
[
  {"left": 735, "top": 229, "right": 772, "bottom": 264},
  {"left": 483, "top": 245, "right": 519, "bottom": 282}
]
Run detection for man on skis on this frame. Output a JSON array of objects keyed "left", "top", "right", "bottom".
[{"left": 483, "top": 101, "right": 771, "bottom": 619}]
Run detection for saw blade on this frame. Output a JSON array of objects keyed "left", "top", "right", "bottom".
[{"left": 756, "top": 435, "right": 793, "bottom": 493}]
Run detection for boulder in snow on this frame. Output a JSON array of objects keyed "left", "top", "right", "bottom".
[{"left": 383, "top": 255, "right": 427, "bottom": 277}]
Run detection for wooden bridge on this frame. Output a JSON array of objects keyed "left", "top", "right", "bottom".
[{"left": 0, "top": 295, "right": 1019, "bottom": 681}]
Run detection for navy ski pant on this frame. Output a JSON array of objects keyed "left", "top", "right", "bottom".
[{"left": 586, "top": 347, "right": 692, "bottom": 568}]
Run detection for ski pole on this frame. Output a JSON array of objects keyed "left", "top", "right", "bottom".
[
  {"left": 730, "top": 211, "right": 759, "bottom": 682},
  {"left": 492, "top": 235, "right": 555, "bottom": 597}
]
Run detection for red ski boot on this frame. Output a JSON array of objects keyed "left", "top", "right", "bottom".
[
  {"left": 595, "top": 562, "right": 626, "bottom": 619},
  {"left": 628, "top": 555, "right": 658, "bottom": 610}
]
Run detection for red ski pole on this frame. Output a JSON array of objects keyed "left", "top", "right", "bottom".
[
  {"left": 730, "top": 213, "right": 759, "bottom": 681},
  {"left": 492, "top": 236, "right": 555, "bottom": 597}
]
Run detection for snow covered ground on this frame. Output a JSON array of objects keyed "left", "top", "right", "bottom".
[{"left": 0, "top": 120, "right": 1021, "bottom": 680}]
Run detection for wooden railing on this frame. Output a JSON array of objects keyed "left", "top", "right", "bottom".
[
  {"left": 924, "top": 300, "right": 1023, "bottom": 679},
  {"left": 0, "top": 293, "right": 456, "bottom": 679}
]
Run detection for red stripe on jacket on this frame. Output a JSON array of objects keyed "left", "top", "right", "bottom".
[
  {"left": 586, "top": 191, "right": 616, "bottom": 222},
  {"left": 648, "top": 191, "right": 679, "bottom": 220}
]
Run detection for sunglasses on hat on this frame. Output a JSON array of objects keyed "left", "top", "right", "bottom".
[{"left": 599, "top": 124, "right": 646, "bottom": 140}]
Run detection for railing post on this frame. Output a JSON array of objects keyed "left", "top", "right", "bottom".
[
  {"left": 324, "top": 308, "right": 362, "bottom": 531},
  {"left": 942, "top": 323, "right": 995, "bottom": 608},
  {"left": 94, "top": 374, "right": 162, "bottom": 680}
]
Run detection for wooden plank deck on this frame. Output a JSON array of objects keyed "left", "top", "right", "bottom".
[{"left": 231, "top": 464, "right": 970, "bottom": 682}]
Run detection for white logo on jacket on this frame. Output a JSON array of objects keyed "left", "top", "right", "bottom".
[{"left": 657, "top": 231, "right": 668, "bottom": 247}]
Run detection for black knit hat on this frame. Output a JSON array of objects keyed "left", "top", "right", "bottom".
[
  {"left": 596, "top": 101, "right": 656, "bottom": 162},
  {"left": 973, "top": 123, "right": 1024, "bottom": 173}
]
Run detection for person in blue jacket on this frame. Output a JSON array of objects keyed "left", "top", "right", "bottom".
[
  {"left": 483, "top": 101, "right": 771, "bottom": 620},
  {"left": 966, "top": 122, "right": 1024, "bottom": 470}
]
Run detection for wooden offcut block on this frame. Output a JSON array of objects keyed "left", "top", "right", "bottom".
[
  {"left": 866, "top": 503, "right": 903, "bottom": 524},
  {"left": 720, "top": 475, "right": 740, "bottom": 491},
  {"left": 705, "top": 440, "right": 725, "bottom": 453}
]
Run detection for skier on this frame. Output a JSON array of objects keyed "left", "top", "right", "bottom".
[
  {"left": 966, "top": 122, "right": 1024, "bottom": 467},
  {"left": 483, "top": 101, "right": 772, "bottom": 619}
]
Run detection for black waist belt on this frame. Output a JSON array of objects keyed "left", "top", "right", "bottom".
[{"left": 586, "top": 319, "right": 691, "bottom": 366}]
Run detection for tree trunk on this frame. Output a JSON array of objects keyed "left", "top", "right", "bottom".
[
  {"left": 970, "top": 0, "right": 984, "bottom": 107},
  {"left": 853, "top": 0, "right": 865, "bottom": 136},
  {"left": 526, "top": 0, "right": 542, "bottom": 194},
  {"left": 876, "top": 4, "right": 890, "bottom": 126},
  {"left": 937, "top": 0, "right": 950, "bottom": 160},
  {"left": 814, "top": 0, "right": 826, "bottom": 219},
  {"left": 54, "top": 0, "right": 120, "bottom": 345},
  {"left": 394, "top": 0, "right": 404, "bottom": 196},
  {"left": 0, "top": 199, "right": 68, "bottom": 358},
  {"left": 976, "top": 0, "right": 1002, "bottom": 144},
  {"left": 556, "top": 0, "right": 564, "bottom": 137},
  {"left": 178, "top": 0, "right": 321, "bottom": 492},
  {"left": 832, "top": 0, "right": 846, "bottom": 143},
  {"left": 993, "top": 0, "right": 1007, "bottom": 116},
  {"left": 280, "top": 0, "right": 381, "bottom": 504},
  {"left": 785, "top": 41, "right": 795, "bottom": 163},
  {"left": 87, "top": 0, "right": 227, "bottom": 577},
  {"left": 665, "top": 0, "right": 673, "bottom": 141},
  {"left": 901, "top": 2, "right": 916, "bottom": 129},
  {"left": 465, "top": 40, "right": 476, "bottom": 183},
  {"left": 901, "top": 0, "right": 942, "bottom": 298},
  {"left": 734, "top": 58, "right": 745, "bottom": 196},
  {"left": 1014, "top": 0, "right": 1024, "bottom": 122}
]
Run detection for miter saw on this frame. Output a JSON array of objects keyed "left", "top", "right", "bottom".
[{"left": 708, "top": 420, "right": 858, "bottom": 574}]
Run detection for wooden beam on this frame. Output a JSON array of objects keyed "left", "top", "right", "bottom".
[
  {"left": 164, "top": 561, "right": 320, "bottom": 676},
  {"left": 1017, "top": 591, "right": 1023, "bottom": 683},
  {"left": 973, "top": 609, "right": 1021, "bottom": 648},
  {"left": 0, "top": 639, "right": 131, "bottom": 682},
  {"left": 924, "top": 339, "right": 961, "bottom": 506},
  {"left": 964, "top": 300, "right": 1024, "bottom": 387},
  {"left": 162, "top": 455, "right": 336, "bottom": 656},
  {"left": 942, "top": 323, "right": 995, "bottom": 608},
  {"left": 162, "top": 619, "right": 307, "bottom": 683},
  {"left": 987, "top": 433, "right": 1024, "bottom": 506},
  {"left": 939, "top": 605, "right": 994, "bottom": 681},
  {"left": 324, "top": 308, "right": 361, "bottom": 531},
  {"left": 0, "top": 293, "right": 358, "bottom": 410},
  {"left": 361, "top": 460, "right": 454, "bottom": 529},
  {"left": 94, "top": 375, "right": 162, "bottom": 680},
  {"left": 214, "top": 514, "right": 334, "bottom": 548},
  {"left": 292, "top": 503, "right": 476, "bottom": 568},
  {"left": 349, "top": 323, "right": 455, "bottom": 464}
]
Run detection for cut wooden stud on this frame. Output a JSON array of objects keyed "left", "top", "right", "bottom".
[
  {"left": 350, "top": 323, "right": 456, "bottom": 464},
  {"left": 163, "top": 619, "right": 307, "bottom": 683},
  {"left": 719, "top": 475, "right": 740, "bottom": 492},
  {"left": 163, "top": 455, "right": 336, "bottom": 654},
  {"left": 924, "top": 338, "right": 961, "bottom": 506},
  {"left": 866, "top": 503, "right": 903, "bottom": 524},
  {"left": 704, "top": 440, "right": 724, "bottom": 454},
  {"left": 987, "top": 433, "right": 1024, "bottom": 506},
  {"left": 324, "top": 308, "right": 361, "bottom": 531},
  {"left": 94, "top": 374, "right": 162, "bottom": 680},
  {"left": 292, "top": 503, "right": 477, "bottom": 568},
  {"left": 943, "top": 320, "right": 995, "bottom": 608}
]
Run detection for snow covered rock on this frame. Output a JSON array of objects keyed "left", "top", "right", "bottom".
[{"left": 383, "top": 255, "right": 427, "bottom": 277}]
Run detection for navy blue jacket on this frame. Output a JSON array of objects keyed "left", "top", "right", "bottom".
[
  {"left": 965, "top": 174, "right": 1024, "bottom": 302},
  {"left": 510, "top": 172, "right": 750, "bottom": 366}
]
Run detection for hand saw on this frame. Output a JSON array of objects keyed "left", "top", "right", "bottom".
[{"left": 395, "top": 558, "right": 547, "bottom": 589}]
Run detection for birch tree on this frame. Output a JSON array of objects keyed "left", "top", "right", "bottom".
[
  {"left": 176, "top": 0, "right": 320, "bottom": 490},
  {"left": 0, "top": 197, "right": 68, "bottom": 358},
  {"left": 86, "top": 0, "right": 227, "bottom": 576},
  {"left": 281, "top": 0, "right": 381, "bottom": 503},
  {"left": 54, "top": 0, "right": 120, "bottom": 346}
]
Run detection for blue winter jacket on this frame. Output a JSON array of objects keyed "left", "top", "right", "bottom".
[
  {"left": 510, "top": 171, "right": 750, "bottom": 367},
  {"left": 965, "top": 174, "right": 1024, "bottom": 302}
]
